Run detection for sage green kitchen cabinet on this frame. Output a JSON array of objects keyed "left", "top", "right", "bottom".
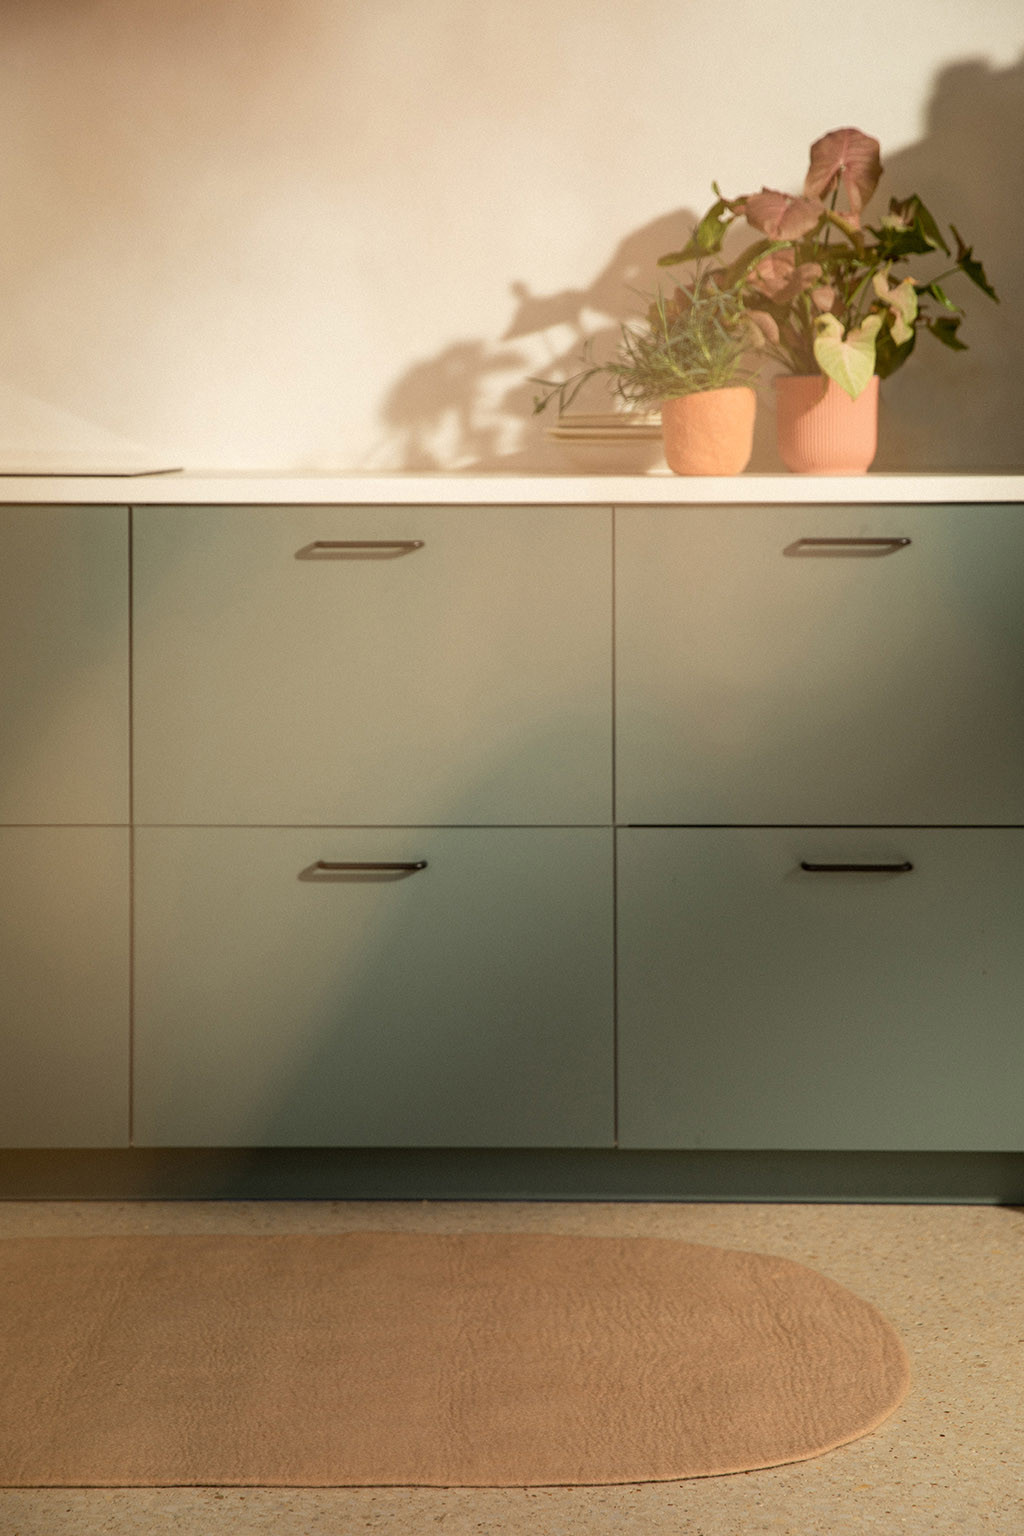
[
  {"left": 0, "top": 828, "right": 129, "bottom": 1146},
  {"left": 132, "top": 505, "right": 611, "bottom": 826},
  {"left": 0, "top": 505, "right": 128, "bottom": 824},
  {"left": 4, "top": 487, "right": 1023, "bottom": 1178},
  {"left": 132, "top": 826, "right": 614, "bottom": 1147},
  {"left": 617, "top": 827, "right": 1024, "bottom": 1151},
  {"left": 0, "top": 505, "right": 129, "bottom": 1148},
  {"left": 616, "top": 505, "right": 1024, "bottom": 826}
]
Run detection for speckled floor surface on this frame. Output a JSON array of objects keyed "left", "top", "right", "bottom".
[{"left": 0, "top": 1198, "right": 1020, "bottom": 1535}]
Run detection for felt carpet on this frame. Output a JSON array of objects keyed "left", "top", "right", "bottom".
[{"left": 0, "top": 1231, "right": 910, "bottom": 1486}]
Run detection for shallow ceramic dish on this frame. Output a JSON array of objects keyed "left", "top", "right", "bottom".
[{"left": 544, "top": 428, "right": 667, "bottom": 474}]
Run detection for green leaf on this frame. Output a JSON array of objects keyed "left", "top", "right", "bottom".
[
  {"left": 928, "top": 315, "right": 968, "bottom": 350},
  {"left": 904, "top": 195, "right": 949, "bottom": 253},
  {"left": 657, "top": 245, "right": 698, "bottom": 267},
  {"left": 871, "top": 194, "right": 949, "bottom": 258},
  {"left": 919, "top": 280, "right": 957, "bottom": 311},
  {"left": 658, "top": 198, "right": 731, "bottom": 266},
  {"left": 874, "top": 325, "right": 916, "bottom": 379},
  {"left": 812, "top": 312, "right": 881, "bottom": 398},
  {"left": 871, "top": 224, "right": 933, "bottom": 259},
  {"left": 950, "top": 225, "right": 999, "bottom": 301}
]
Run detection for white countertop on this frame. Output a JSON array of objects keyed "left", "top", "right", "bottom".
[{"left": 2, "top": 470, "right": 1024, "bottom": 504}]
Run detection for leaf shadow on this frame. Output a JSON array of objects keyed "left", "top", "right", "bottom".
[{"left": 377, "top": 210, "right": 701, "bottom": 472}]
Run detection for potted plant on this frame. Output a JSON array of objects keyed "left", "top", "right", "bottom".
[
  {"left": 530, "top": 265, "right": 767, "bottom": 475},
  {"left": 658, "top": 127, "right": 999, "bottom": 473}
]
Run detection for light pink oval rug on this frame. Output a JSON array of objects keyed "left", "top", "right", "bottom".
[{"left": 0, "top": 1231, "right": 910, "bottom": 1486}]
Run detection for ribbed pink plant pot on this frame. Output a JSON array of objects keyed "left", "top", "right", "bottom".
[
  {"left": 660, "top": 387, "right": 756, "bottom": 475},
  {"left": 775, "top": 374, "right": 879, "bottom": 474}
]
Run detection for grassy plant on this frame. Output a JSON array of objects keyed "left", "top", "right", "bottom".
[{"left": 530, "top": 267, "right": 760, "bottom": 417}]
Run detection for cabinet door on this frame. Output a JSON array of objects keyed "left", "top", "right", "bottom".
[
  {"left": 133, "top": 827, "right": 613, "bottom": 1147},
  {"left": 616, "top": 505, "right": 1024, "bottom": 824},
  {"left": 0, "top": 506, "right": 128, "bottom": 824},
  {"left": 133, "top": 506, "right": 611, "bottom": 825},
  {"left": 617, "top": 828, "right": 1024, "bottom": 1151},
  {"left": 0, "top": 828, "right": 129, "bottom": 1146}
]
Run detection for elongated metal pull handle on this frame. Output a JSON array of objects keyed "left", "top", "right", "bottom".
[
  {"left": 787, "top": 537, "right": 911, "bottom": 556},
  {"left": 312, "top": 540, "right": 424, "bottom": 552},
  {"left": 295, "top": 540, "right": 424, "bottom": 559},
  {"left": 299, "top": 859, "right": 428, "bottom": 882},
  {"left": 314, "top": 860, "right": 428, "bottom": 872},
  {"left": 800, "top": 860, "right": 913, "bottom": 873}
]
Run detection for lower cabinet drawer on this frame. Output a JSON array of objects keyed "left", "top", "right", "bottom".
[
  {"left": 133, "top": 827, "right": 614, "bottom": 1147},
  {"left": 0, "top": 828, "right": 129, "bottom": 1147},
  {"left": 617, "top": 828, "right": 1024, "bottom": 1151}
]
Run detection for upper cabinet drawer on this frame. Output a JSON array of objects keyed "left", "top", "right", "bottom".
[
  {"left": 0, "top": 506, "right": 128, "bottom": 824},
  {"left": 617, "top": 505, "right": 1024, "bottom": 825},
  {"left": 133, "top": 506, "right": 611, "bottom": 825}
]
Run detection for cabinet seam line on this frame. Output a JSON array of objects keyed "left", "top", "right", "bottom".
[
  {"left": 611, "top": 505, "right": 618, "bottom": 1148},
  {"left": 127, "top": 505, "right": 135, "bottom": 1148}
]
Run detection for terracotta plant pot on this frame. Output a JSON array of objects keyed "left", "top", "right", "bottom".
[
  {"left": 660, "top": 387, "right": 757, "bottom": 476},
  {"left": 775, "top": 373, "right": 879, "bottom": 474}
]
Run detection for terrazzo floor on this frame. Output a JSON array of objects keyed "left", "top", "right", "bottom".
[{"left": 0, "top": 1198, "right": 1021, "bottom": 1535}]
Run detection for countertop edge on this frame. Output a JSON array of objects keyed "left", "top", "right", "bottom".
[{"left": 2, "top": 472, "right": 1024, "bottom": 505}]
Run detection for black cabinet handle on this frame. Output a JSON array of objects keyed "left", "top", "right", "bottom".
[
  {"left": 300, "top": 860, "right": 428, "bottom": 881},
  {"left": 296, "top": 540, "right": 424, "bottom": 559},
  {"left": 314, "top": 860, "right": 427, "bottom": 872},
  {"left": 800, "top": 860, "right": 913, "bottom": 874},
  {"left": 786, "top": 537, "right": 911, "bottom": 556}
]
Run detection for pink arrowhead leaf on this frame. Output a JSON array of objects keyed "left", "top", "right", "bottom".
[
  {"left": 804, "top": 128, "right": 882, "bottom": 214},
  {"left": 750, "top": 248, "right": 822, "bottom": 302},
  {"left": 742, "top": 189, "right": 823, "bottom": 240},
  {"left": 743, "top": 310, "right": 781, "bottom": 347}
]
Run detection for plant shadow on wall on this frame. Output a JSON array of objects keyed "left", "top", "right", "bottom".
[
  {"left": 378, "top": 209, "right": 706, "bottom": 472},
  {"left": 871, "top": 53, "right": 1024, "bottom": 470},
  {"left": 379, "top": 53, "right": 1024, "bottom": 474}
]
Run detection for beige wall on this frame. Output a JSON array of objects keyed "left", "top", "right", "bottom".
[{"left": 1, "top": 0, "right": 1022, "bottom": 472}]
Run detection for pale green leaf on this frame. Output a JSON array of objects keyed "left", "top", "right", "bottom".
[
  {"left": 872, "top": 273, "right": 918, "bottom": 346},
  {"left": 812, "top": 313, "right": 882, "bottom": 398}
]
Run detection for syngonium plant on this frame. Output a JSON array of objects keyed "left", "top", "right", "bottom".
[{"left": 657, "top": 127, "right": 999, "bottom": 398}]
